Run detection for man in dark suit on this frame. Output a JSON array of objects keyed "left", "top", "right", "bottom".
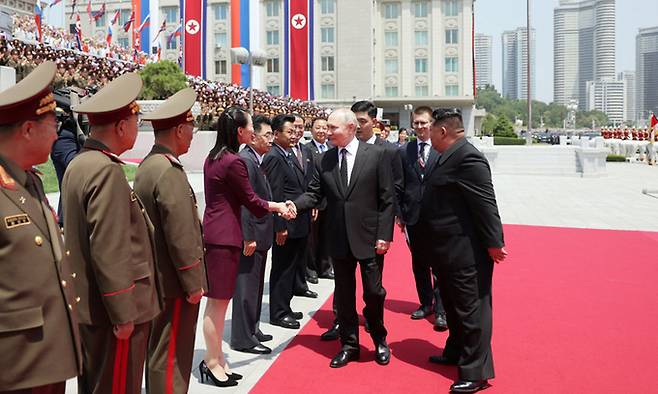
[
  {"left": 290, "top": 114, "right": 318, "bottom": 298},
  {"left": 397, "top": 106, "right": 447, "bottom": 330},
  {"left": 293, "top": 108, "right": 394, "bottom": 368},
  {"left": 231, "top": 115, "right": 275, "bottom": 354},
  {"left": 303, "top": 117, "right": 334, "bottom": 282},
  {"left": 414, "top": 108, "right": 507, "bottom": 393},
  {"left": 262, "top": 114, "right": 311, "bottom": 330}
]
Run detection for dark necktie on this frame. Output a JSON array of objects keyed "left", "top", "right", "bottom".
[
  {"left": 340, "top": 148, "right": 348, "bottom": 189},
  {"left": 294, "top": 146, "right": 304, "bottom": 168},
  {"left": 418, "top": 142, "right": 428, "bottom": 169}
]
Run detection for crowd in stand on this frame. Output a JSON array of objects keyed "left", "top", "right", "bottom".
[{"left": 1, "top": 15, "right": 327, "bottom": 124}]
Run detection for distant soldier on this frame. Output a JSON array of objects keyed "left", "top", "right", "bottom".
[
  {"left": 0, "top": 62, "right": 82, "bottom": 393},
  {"left": 62, "top": 73, "right": 163, "bottom": 394},
  {"left": 134, "top": 88, "right": 207, "bottom": 393}
]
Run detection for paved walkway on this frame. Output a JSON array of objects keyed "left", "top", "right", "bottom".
[{"left": 58, "top": 161, "right": 658, "bottom": 393}]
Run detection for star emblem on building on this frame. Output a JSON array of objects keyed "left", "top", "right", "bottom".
[{"left": 291, "top": 13, "right": 307, "bottom": 30}]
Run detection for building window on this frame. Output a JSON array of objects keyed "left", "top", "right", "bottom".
[
  {"left": 383, "top": 3, "right": 400, "bottom": 19},
  {"left": 95, "top": 14, "right": 106, "bottom": 27},
  {"left": 415, "top": 30, "right": 428, "bottom": 46},
  {"left": 320, "top": 0, "right": 335, "bottom": 14},
  {"left": 415, "top": 58, "right": 428, "bottom": 73},
  {"left": 321, "top": 27, "right": 335, "bottom": 43},
  {"left": 321, "top": 83, "right": 336, "bottom": 99},
  {"left": 166, "top": 37, "right": 177, "bottom": 50},
  {"left": 267, "top": 58, "right": 280, "bottom": 73},
  {"left": 415, "top": 85, "right": 429, "bottom": 96},
  {"left": 118, "top": 37, "right": 129, "bottom": 48},
  {"left": 445, "top": 57, "right": 458, "bottom": 73},
  {"left": 162, "top": 7, "right": 177, "bottom": 24},
  {"left": 321, "top": 56, "right": 335, "bottom": 72},
  {"left": 445, "top": 29, "right": 459, "bottom": 44},
  {"left": 413, "top": 1, "right": 429, "bottom": 17},
  {"left": 385, "top": 86, "right": 399, "bottom": 97},
  {"left": 384, "top": 31, "right": 399, "bottom": 47},
  {"left": 267, "top": 85, "right": 280, "bottom": 95},
  {"left": 385, "top": 59, "right": 399, "bottom": 74},
  {"left": 265, "top": 1, "right": 279, "bottom": 17},
  {"left": 446, "top": 84, "right": 459, "bottom": 96},
  {"left": 215, "top": 60, "right": 227, "bottom": 74},
  {"left": 214, "top": 3, "right": 228, "bottom": 20},
  {"left": 120, "top": 9, "right": 132, "bottom": 25},
  {"left": 266, "top": 30, "right": 279, "bottom": 45},
  {"left": 445, "top": 0, "right": 459, "bottom": 17},
  {"left": 215, "top": 33, "right": 227, "bottom": 48}
]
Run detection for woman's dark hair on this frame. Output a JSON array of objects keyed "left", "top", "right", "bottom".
[{"left": 208, "top": 106, "right": 250, "bottom": 160}]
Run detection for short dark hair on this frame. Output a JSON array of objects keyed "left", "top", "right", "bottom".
[
  {"left": 433, "top": 108, "right": 464, "bottom": 129},
  {"left": 350, "top": 100, "right": 378, "bottom": 119},
  {"left": 311, "top": 117, "right": 327, "bottom": 126},
  {"left": 413, "top": 106, "right": 433, "bottom": 117},
  {"left": 209, "top": 106, "right": 249, "bottom": 160},
  {"left": 271, "top": 114, "right": 296, "bottom": 133},
  {"left": 253, "top": 115, "right": 271, "bottom": 134}
]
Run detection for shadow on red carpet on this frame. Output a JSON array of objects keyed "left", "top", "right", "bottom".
[{"left": 251, "top": 225, "right": 658, "bottom": 393}]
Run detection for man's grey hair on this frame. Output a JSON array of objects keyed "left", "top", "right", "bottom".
[{"left": 330, "top": 108, "right": 357, "bottom": 127}]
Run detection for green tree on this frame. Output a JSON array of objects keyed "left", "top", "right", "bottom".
[
  {"left": 139, "top": 61, "right": 188, "bottom": 100},
  {"left": 576, "top": 110, "right": 608, "bottom": 129},
  {"left": 493, "top": 115, "right": 516, "bottom": 137},
  {"left": 481, "top": 113, "right": 497, "bottom": 135}
]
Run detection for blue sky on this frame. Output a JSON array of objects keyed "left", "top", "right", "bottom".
[{"left": 475, "top": 0, "right": 658, "bottom": 103}]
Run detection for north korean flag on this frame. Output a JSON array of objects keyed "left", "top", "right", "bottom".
[
  {"left": 180, "top": 0, "right": 207, "bottom": 78},
  {"left": 284, "top": 0, "right": 314, "bottom": 100}
]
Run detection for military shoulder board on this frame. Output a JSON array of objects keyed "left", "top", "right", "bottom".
[{"left": 100, "top": 149, "right": 126, "bottom": 165}]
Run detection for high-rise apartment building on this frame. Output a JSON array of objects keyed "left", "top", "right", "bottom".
[
  {"left": 636, "top": 26, "right": 658, "bottom": 123},
  {"left": 501, "top": 27, "right": 535, "bottom": 100},
  {"left": 618, "top": 71, "right": 636, "bottom": 124},
  {"left": 474, "top": 33, "right": 492, "bottom": 90},
  {"left": 553, "top": 0, "right": 615, "bottom": 109},
  {"left": 586, "top": 78, "right": 624, "bottom": 126}
]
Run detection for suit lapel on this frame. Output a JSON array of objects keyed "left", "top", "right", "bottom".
[
  {"left": 438, "top": 138, "right": 468, "bottom": 167},
  {"left": 1, "top": 185, "right": 50, "bottom": 238},
  {"left": 424, "top": 148, "right": 440, "bottom": 177},
  {"left": 407, "top": 140, "right": 423, "bottom": 179},
  {"left": 345, "top": 142, "right": 367, "bottom": 198}
]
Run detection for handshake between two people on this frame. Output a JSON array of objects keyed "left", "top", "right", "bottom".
[{"left": 270, "top": 200, "right": 298, "bottom": 221}]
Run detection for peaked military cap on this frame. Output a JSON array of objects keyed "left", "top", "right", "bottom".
[
  {"left": 0, "top": 61, "right": 56, "bottom": 126},
  {"left": 73, "top": 72, "right": 143, "bottom": 126},
  {"left": 142, "top": 87, "right": 196, "bottom": 131}
]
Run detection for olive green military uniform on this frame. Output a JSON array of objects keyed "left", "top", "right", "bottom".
[
  {"left": 0, "top": 62, "right": 82, "bottom": 393},
  {"left": 134, "top": 88, "right": 207, "bottom": 394},
  {"left": 62, "top": 73, "right": 163, "bottom": 394}
]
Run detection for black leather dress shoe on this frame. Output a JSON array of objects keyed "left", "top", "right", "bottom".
[
  {"left": 295, "top": 289, "right": 318, "bottom": 298},
  {"left": 234, "top": 343, "right": 272, "bottom": 355},
  {"left": 255, "top": 332, "right": 273, "bottom": 342},
  {"left": 291, "top": 311, "right": 304, "bottom": 320},
  {"left": 428, "top": 355, "right": 457, "bottom": 365},
  {"left": 320, "top": 323, "right": 340, "bottom": 341},
  {"left": 319, "top": 271, "right": 335, "bottom": 280},
  {"left": 374, "top": 341, "right": 391, "bottom": 365},
  {"left": 410, "top": 305, "right": 433, "bottom": 320},
  {"left": 329, "top": 349, "right": 360, "bottom": 368},
  {"left": 434, "top": 313, "right": 448, "bottom": 331},
  {"left": 270, "top": 315, "right": 300, "bottom": 329},
  {"left": 307, "top": 275, "right": 319, "bottom": 284},
  {"left": 450, "top": 380, "right": 490, "bottom": 393}
]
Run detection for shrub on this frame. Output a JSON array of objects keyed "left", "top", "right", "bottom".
[
  {"left": 494, "top": 137, "right": 526, "bottom": 145},
  {"left": 606, "top": 154, "right": 626, "bottom": 162}
]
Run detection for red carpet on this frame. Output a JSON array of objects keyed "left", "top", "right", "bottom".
[{"left": 252, "top": 225, "right": 658, "bottom": 393}]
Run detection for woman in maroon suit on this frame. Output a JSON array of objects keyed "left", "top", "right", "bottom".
[{"left": 200, "top": 107, "right": 293, "bottom": 387}]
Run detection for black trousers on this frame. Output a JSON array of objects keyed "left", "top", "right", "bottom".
[
  {"left": 437, "top": 262, "right": 495, "bottom": 381},
  {"left": 231, "top": 249, "right": 268, "bottom": 349},
  {"left": 333, "top": 253, "right": 387, "bottom": 351},
  {"left": 307, "top": 209, "right": 333, "bottom": 277},
  {"left": 270, "top": 236, "right": 307, "bottom": 321},
  {"left": 408, "top": 225, "right": 445, "bottom": 314}
]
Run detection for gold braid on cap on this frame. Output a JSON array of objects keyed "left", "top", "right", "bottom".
[
  {"left": 35, "top": 93, "right": 56, "bottom": 116},
  {"left": 186, "top": 110, "right": 194, "bottom": 123},
  {"left": 129, "top": 102, "right": 140, "bottom": 115}
]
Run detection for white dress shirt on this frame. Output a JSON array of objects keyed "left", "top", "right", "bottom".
[
  {"left": 338, "top": 136, "right": 359, "bottom": 185},
  {"left": 366, "top": 134, "right": 377, "bottom": 145},
  {"left": 417, "top": 137, "right": 431, "bottom": 163},
  {"left": 313, "top": 139, "right": 328, "bottom": 153}
]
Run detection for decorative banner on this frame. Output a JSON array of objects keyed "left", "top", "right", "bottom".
[
  {"left": 180, "top": 0, "right": 207, "bottom": 77},
  {"left": 229, "top": 0, "right": 259, "bottom": 87},
  {"left": 139, "top": 0, "right": 150, "bottom": 53},
  {"left": 284, "top": 0, "right": 314, "bottom": 100},
  {"left": 131, "top": 0, "right": 140, "bottom": 51}
]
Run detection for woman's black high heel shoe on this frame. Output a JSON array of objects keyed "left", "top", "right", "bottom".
[
  {"left": 199, "top": 361, "right": 238, "bottom": 387},
  {"left": 227, "top": 371, "right": 243, "bottom": 381}
]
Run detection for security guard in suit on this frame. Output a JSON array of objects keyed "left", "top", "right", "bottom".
[
  {"left": 133, "top": 88, "right": 207, "bottom": 394},
  {"left": 0, "top": 62, "right": 82, "bottom": 393},
  {"left": 62, "top": 73, "right": 163, "bottom": 394}
]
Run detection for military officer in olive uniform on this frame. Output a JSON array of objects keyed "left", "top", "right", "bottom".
[
  {"left": 62, "top": 73, "right": 163, "bottom": 394},
  {"left": 134, "top": 88, "right": 207, "bottom": 394},
  {"left": 0, "top": 62, "right": 82, "bottom": 393}
]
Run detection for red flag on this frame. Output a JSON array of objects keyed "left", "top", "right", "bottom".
[
  {"left": 123, "top": 11, "right": 135, "bottom": 32},
  {"left": 285, "top": 0, "right": 313, "bottom": 100},
  {"left": 92, "top": 3, "right": 106, "bottom": 22},
  {"left": 651, "top": 114, "right": 658, "bottom": 130},
  {"left": 111, "top": 9, "right": 120, "bottom": 25},
  {"left": 182, "top": 0, "right": 205, "bottom": 77}
]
